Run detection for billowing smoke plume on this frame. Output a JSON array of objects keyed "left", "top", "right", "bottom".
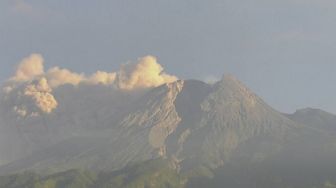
[
  {"left": 20, "top": 78, "right": 57, "bottom": 115},
  {"left": 9, "top": 53, "right": 176, "bottom": 89},
  {"left": 2, "top": 78, "right": 57, "bottom": 117},
  {"left": 46, "top": 67, "right": 85, "bottom": 88},
  {"left": 117, "top": 56, "right": 178, "bottom": 90},
  {"left": 12, "top": 53, "right": 44, "bottom": 81},
  {"left": 88, "top": 71, "right": 117, "bottom": 85},
  {"left": 1, "top": 53, "right": 178, "bottom": 117}
]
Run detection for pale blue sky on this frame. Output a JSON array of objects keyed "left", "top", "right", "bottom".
[{"left": 0, "top": 0, "right": 336, "bottom": 113}]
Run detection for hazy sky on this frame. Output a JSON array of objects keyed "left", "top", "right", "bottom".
[{"left": 0, "top": 0, "right": 335, "bottom": 114}]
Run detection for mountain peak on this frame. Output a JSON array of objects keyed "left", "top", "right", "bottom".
[
  {"left": 286, "top": 107, "right": 336, "bottom": 132},
  {"left": 211, "top": 75, "right": 259, "bottom": 109},
  {"left": 218, "top": 74, "right": 242, "bottom": 85},
  {"left": 293, "top": 107, "right": 327, "bottom": 115}
]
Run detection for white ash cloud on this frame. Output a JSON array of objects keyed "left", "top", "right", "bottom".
[
  {"left": 1, "top": 53, "right": 178, "bottom": 116},
  {"left": 116, "top": 56, "right": 178, "bottom": 90},
  {"left": 2, "top": 78, "right": 57, "bottom": 117},
  {"left": 9, "top": 53, "right": 177, "bottom": 89},
  {"left": 45, "top": 67, "right": 85, "bottom": 88},
  {"left": 88, "top": 71, "right": 117, "bottom": 85},
  {"left": 12, "top": 53, "right": 44, "bottom": 82},
  {"left": 22, "top": 78, "right": 58, "bottom": 114}
]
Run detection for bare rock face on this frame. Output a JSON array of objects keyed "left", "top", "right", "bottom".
[
  {"left": 118, "top": 80, "right": 184, "bottom": 149},
  {"left": 163, "top": 76, "right": 296, "bottom": 170},
  {"left": 148, "top": 81, "right": 184, "bottom": 149}
]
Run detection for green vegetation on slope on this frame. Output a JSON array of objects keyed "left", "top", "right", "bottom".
[
  {"left": 0, "top": 159, "right": 185, "bottom": 188},
  {"left": 0, "top": 169, "right": 96, "bottom": 188},
  {"left": 1, "top": 158, "right": 336, "bottom": 188}
]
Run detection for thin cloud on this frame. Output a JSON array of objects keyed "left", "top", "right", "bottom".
[
  {"left": 10, "top": 0, "right": 55, "bottom": 21},
  {"left": 12, "top": 0, "right": 33, "bottom": 15}
]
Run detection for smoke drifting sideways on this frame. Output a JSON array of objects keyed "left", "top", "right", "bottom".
[{"left": 1, "top": 54, "right": 178, "bottom": 118}]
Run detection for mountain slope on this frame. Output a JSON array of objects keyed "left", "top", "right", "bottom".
[
  {"left": 285, "top": 108, "right": 336, "bottom": 133},
  {"left": 165, "top": 76, "right": 297, "bottom": 171},
  {"left": 1, "top": 76, "right": 336, "bottom": 180},
  {"left": 2, "top": 158, "right": 336, "bottom": 188},
  {"left": 0, "top": 81, "right": 185, "bottom": 174},
  {"left": 0, "top": 159, "right": 185, "bottom": 188}
]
